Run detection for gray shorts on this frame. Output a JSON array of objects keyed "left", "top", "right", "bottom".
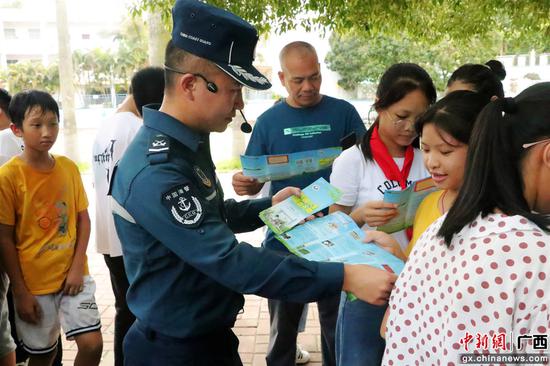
[
  {"left": 14, "top": 275, "right": 101, "bottom": 355},
  {"left": 0, "top": 272, "right": 16, "bottom": 358}
]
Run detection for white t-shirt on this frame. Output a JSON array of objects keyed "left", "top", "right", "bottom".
[
  {"left": 383, "top": 213, "right": 550, "bottom": 365},
  {"left": 0, "top": 128, "right": 24, "bottom": 165},
  {"left": 330, "top": 145, "right": 428, "bottom": 249},
  {"left": 92, "top": 112, "right": 141, "bottom": 256}
]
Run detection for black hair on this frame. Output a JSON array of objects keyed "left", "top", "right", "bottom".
[
  {"left": 415, "top": 90, "right": 491, "bottom": 145},
  {"left": 360, "top": 63, "right": 437, "bottom": 160},
  {"left": 447, "top": 60, "right": 506, "bottom": 99},
  {"left": 438, "top": 82, "right": 550, "bottom": 245},
  {"left": 0, "top": 88, "right": 11, "bottom": 113},
  {"left": 485, "top": 60, "right": 506, "bottom": 81},
  {"left": 131, "top": 67, "right": 165, "bottom": 117},
  {"left": 163, "top": 39, "right": 214, "bottom": 90},
  {"left": 8, "top": 90, "right": 60, "bottom": 129},
  {"left": 164, "top": 39, "right": 185, "bottom": 89}
]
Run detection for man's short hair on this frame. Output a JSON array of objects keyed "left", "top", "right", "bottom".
[
  {"left": 131, "top": 67, "right": 165, "bottom": 117},
  {"left": 8, "top": 90, "right": 59, "bottom": 129},
  {"left": 163, "top": 39, "right": 216, "bottom": 90},
  {"left": 0, "top": 88, "right": 11, "bottom": 113},
  {"left": 279, "top": 41, "right": 318, "bottom": 66}
]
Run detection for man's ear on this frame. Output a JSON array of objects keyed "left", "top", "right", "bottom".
[
  {"left": 10, "top": 123, "right": 22, "bottom": 138},
  {"left": 178, "top": 74, "right": 198, "bottom": 100},
  {"left": 278, "top": 71, "right": 285, "bottom": 87},
  {"left": 543, "top": 143, "right": 550, "bottom": 168}
]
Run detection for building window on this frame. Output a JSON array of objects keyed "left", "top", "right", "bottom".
[
  {"left": 81, "top": 33, "right": 90, "bottom": 40},
  {"left": 6, "top": 59, "right": 18, "bottom": 65},
  {"left": 4, "top": 28, "right": 16, "bottom": 39},
  {"left": 28, "top": 28, "right": 40, "bottom": 39}
]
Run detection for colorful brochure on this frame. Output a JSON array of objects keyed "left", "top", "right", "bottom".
[
  {"left": 259, "top": 178, "right": 342, "bottom": 235},
  {"left": 275, "top": 211, "right": 405, "bottom": 275},
  {"left": 241, "top": 147, "right": 342, "bottom": 183},
  {"left": 377, "top": 177, "right": 439, "bottom": 234}
]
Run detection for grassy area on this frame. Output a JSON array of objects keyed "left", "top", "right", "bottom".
[
  {"left": 215, "top": 157, "right": 241, "bottom": 172},
  {"left": 77, "top": 161, "right": 91, "bottom": 174}
]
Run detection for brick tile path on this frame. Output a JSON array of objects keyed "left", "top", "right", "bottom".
[{"left": 58, "top": 173, "right": 323, "bottom": 365}]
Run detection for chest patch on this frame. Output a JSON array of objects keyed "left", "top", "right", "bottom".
[{"left": 162, "top": 184, "right": 204, "bottom": 228}]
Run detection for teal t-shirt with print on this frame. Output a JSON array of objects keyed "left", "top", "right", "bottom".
[{"left": 245, "top": 95, "right": 366, "bottom": 251}]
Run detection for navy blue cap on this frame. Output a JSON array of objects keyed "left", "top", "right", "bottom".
[{"left": 171, "top": 0, "right": 271, "bottom": 90}]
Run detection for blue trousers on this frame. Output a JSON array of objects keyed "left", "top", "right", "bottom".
[
  {"left": 124, "top": 321, "right": 242, "bottom": 366},
  {"left": 335, "top": 292, "right": 387, "bottom": 366},
  {"left": 266, "top": 294, "right": 339, "bottom": 366}
]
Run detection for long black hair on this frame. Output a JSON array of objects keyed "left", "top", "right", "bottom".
[
  {"left": 360, "top": 63, "right": 436, "bottom": 161},
  {"left": 447, "top": 60, "right": 506, "bottom": 99},
  {"left": 438, "top": 82, "right": 550, "bottom": 245},
  {"left": 415, "top": 90, "right": 491, "bottom": 145}
]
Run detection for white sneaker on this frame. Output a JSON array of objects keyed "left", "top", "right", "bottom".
[{"left": 295, "top": 344, "right": 310, "bottom": 364}]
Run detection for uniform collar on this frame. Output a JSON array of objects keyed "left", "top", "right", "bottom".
[{"left": 142, "top": 105, "right": 206, "bottom": 152}]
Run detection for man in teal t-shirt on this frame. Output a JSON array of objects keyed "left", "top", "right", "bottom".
[{"left": 232, "top": 41, "right": 366, "bottom": 366}]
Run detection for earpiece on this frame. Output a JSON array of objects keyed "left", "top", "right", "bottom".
[
  {"left": 206, "top": 82, "right": 218, "bottom": 93},
  {"left": 162, "top": 65, "right": 219, "bottom": 94}
]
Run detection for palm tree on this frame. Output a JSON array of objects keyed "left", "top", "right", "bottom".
[
  {"left": 55, "top": 0, "right": 78, "bottom": 161},
  {"left": 147, "top": 11, "right": 169, "bottom": 66}
]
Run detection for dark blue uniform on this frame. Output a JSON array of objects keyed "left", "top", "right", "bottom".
[{"left": 111, "top": 106, "right": 344, "bottom": 365}]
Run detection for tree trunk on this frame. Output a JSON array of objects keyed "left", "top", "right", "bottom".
[
  {"left": 55, "top": 0, "right": 78, "bottom": 161},
  {"left": 147, "top": 12, "right": 170, "bottom": 66}
]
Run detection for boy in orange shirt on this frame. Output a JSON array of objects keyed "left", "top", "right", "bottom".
[{"left": 0, "top": 90, "right": 102, "bottom": 366}]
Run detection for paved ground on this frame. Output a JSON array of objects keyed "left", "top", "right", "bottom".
[{"left": 59, "top": 172, "right": 324, "bottom": 366}]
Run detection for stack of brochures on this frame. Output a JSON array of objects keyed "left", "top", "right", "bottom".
[
  {"left": 275, "top": 212, "right": 405, "bottom": 274},
  {"left": 259, "top": 177, "right": 342, "bottom": 235},
  {"left": 259, "top": 178, "right": 405, "bottom": 276},
  {"left": 241, "top": 147, "right": 342, "bottom": 182}
]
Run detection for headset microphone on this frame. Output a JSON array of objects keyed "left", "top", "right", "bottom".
[{"left": 239, "top": 110, "right": 252, "bottom": 133}]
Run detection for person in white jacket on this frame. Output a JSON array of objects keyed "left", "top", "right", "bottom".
[{"left": 91, "top": 67, "right": 164, "bottom": 366}]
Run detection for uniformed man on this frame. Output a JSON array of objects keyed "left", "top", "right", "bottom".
[{"left": 110, "top": 1, "right": 397, "bottom": 365}]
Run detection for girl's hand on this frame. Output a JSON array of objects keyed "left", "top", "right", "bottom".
[
  {"left": 364, "top": 230, "right": 407, "bottom": 261},
  {"left": 351, "top": 200, "right": 398, "bottom": 227}
]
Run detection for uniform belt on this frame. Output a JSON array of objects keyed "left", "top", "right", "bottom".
[{"left": 135, "top": 320, "right": 231, "bottom": 345}]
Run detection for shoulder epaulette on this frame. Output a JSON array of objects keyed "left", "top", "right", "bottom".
[{"left": 147, "top": 133, "right": 170, "bottom": 164}]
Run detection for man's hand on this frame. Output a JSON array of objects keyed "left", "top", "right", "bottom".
[
  {"left": 63, "top": 264, "right": 84, "bottom": 296},
  {"left": 232, "top": 172, "right": 264, "bottom": 196},
  {"left": 14, "top": 289, "right": 41, "bottom": 324},
  {"left": 364, "top": 230, "right": 407, "bottom": 261},
  {"left": 351, "top": 200, "right": 398, "bottom": 227},
  {"left": 272, "top": 186, "right": 302, "bottom": 206},
  {"left": 342, "top": 264, "right": 397, "bottom": 305}
]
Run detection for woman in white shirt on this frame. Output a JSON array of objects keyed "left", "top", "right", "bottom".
[{"left": 330, "top": 63, "right": 436, "bottom": 366}]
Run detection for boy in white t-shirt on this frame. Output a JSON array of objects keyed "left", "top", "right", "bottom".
[
  {"left": 0, "top": 88, "right": 16, "bottom": 366},
  {"left": 91, "top": 66, "right": 164, "bottom": 366},
  {"left": 0, "top": 89, "right": 23, "bottom": 166}
]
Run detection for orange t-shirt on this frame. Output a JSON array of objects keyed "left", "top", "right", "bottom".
[{"left": 0, "top": 155, "right": 89, "bottom": 295}]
